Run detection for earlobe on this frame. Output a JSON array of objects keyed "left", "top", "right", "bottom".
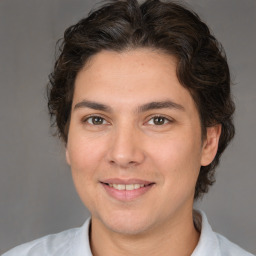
[
  {"left": 201, "top": 124, "right": 222, "bottom": 166},
  {"left": 66, "top": 147, "right": 71, "bottom": 166}
]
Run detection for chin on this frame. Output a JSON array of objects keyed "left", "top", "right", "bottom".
[
  {"left": 96, "top": 209, "right": 158, "bottom": 235},
  {"left": 106, "top": 221, "right": 152, "bottom": 235}
]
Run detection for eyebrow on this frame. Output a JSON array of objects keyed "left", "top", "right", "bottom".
[
  {"left": 73, "top": 99, "right": 185, "bottom": 113},
  {"left": 74, "top": 100, "right": 112, "bottom": 112},
  {"left": 137, "top": 100, "right": 185, "bottom": 112}
]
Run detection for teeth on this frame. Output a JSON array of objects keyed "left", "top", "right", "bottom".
[
  {"left": 110, "top": 183, "right": 145, "bottom": 191},
  {"left": 134, "top": 184, "right": 141, "bottom": 189},
  {"left": 125, "top": 184, "right": 134, "bottom": 190},
  {"left": 113, "top": 184, "right": 125, "bottom": 190}
]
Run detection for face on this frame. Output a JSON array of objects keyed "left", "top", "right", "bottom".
[{"left": 66, "top": 49, "right": 219, "bottom": 235}]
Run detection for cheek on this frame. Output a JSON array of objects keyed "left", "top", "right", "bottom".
[
  {"left": 67, "top": 135, "right": 106, "bottom": 208},
  {"left": 148, "top": 134, "right": 202, "bottom": 187},
  {"left": 67, "top": 133, "right": 106, "bottom": 172}
]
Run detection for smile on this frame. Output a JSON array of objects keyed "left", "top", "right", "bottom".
[
  {"left": 107, "top": 183, "right": 145, "bottom": 190},
  {"left": 101, "top": 180, "right": 155, "bottom": 201}
]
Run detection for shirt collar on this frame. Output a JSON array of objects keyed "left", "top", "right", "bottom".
[
  {"left": 192, "top": 210, "right": 221, "bottom": 256},
  {"left": 71, "top": 218, "right": 93, "bottom": 256}
]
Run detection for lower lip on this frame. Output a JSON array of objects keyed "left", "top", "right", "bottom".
[{"left": 101, "top": 183, "right": 154, "bottom": 201}]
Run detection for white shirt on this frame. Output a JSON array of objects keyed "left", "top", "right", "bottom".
[{"left": 3, "top": 211, "right": 254, "bottom": 256}]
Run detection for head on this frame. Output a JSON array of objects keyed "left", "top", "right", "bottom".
[{"left": 48, "top": 0, "right": 235, "bottom": 201}]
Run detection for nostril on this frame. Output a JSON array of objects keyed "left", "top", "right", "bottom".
[
  {"left": 128, "top": 161, "right": 139, "bottom": 166},
  {"left": 108, "top": 159, "right": 139, "bottom": 168}
]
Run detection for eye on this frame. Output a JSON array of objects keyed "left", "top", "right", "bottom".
[
  {"left": 147, "top": 116, "right": 172, "bottom": 126},
  {"left": 85, "top": 116, "right": 108, "bottom": 125}
]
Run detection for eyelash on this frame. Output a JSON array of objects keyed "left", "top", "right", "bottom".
[
  {"left": 146, "top": 115, "right": 173, "bottom": 126},
  {"left": 82, "top": 115, "right": 173, "bottom": 126},
  {"left": 83, "top": 115, "right": 109, "bottom": 125}
]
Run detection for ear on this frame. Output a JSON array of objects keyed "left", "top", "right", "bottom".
[
  {"left": 65, "top": 146, "right": 71, "bottom": 166},
  {"left": 201, "top": 124, "right": 222, "bottom": 166}
]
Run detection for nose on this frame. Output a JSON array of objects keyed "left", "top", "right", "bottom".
[{"left": 106, "top": 124, "right": 145, "bottom": 168}]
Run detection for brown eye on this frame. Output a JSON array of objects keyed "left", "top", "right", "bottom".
[
  {"left": 86, "top": 116, "right": 106, "bottom": 125},
  {"left": 153, "top": 116, "right": 165, "bottom": 125},
  {"left": 147, "top": 116, "right": 170, "bottom": 126}
]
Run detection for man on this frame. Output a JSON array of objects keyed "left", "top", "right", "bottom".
[{"left": 3, "top": 0, "right": 254, "bottom": 255}]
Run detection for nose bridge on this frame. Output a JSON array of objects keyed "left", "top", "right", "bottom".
[{"left": 107, "top": 120, "right": 145, "bottom": 167}]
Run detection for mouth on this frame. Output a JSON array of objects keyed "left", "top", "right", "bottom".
[
  {"left": 100, "top": 179, "right": 155, "bottom": 201},
  {"left": 103, "top": 182, "right": 151, "bottom": 190}
]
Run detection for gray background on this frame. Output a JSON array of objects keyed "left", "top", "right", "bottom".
[{"left": 0, "top": 0, "right": 255, "bottom": 254}]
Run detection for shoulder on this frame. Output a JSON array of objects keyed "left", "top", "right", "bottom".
[
  {"left": 215, "top": 233, "right": 255, "bottom": 256},
  {"left": 2, "top": 227, "right": 80, "bottom": 256}
]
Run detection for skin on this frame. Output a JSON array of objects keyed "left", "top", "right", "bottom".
[{"left": 66, "top": 49, "right": 221, "bottom": 256}]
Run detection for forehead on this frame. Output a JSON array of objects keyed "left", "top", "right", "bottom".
[{"left": 73, "top": 49, "right": 196, "bottom": 113}]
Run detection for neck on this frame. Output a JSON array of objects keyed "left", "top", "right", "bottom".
[{"left": 90, "top": 210, "right": 200, "bottom": 256}]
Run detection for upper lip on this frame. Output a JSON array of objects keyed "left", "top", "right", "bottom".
[{"left": 100, "top": 178, "right": 154, "bottom": 185}]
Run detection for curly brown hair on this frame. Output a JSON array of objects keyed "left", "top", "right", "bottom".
[{"left": 47, "top": 0, "right": 235, "bottom": 199}]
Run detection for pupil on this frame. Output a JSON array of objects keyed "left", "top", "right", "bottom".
[
  {"left": 154, "top": 117, "right": 164, "bottom": 125},
  {"left": 93, "top": 117, "right": 103, "bottom": 125}
]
